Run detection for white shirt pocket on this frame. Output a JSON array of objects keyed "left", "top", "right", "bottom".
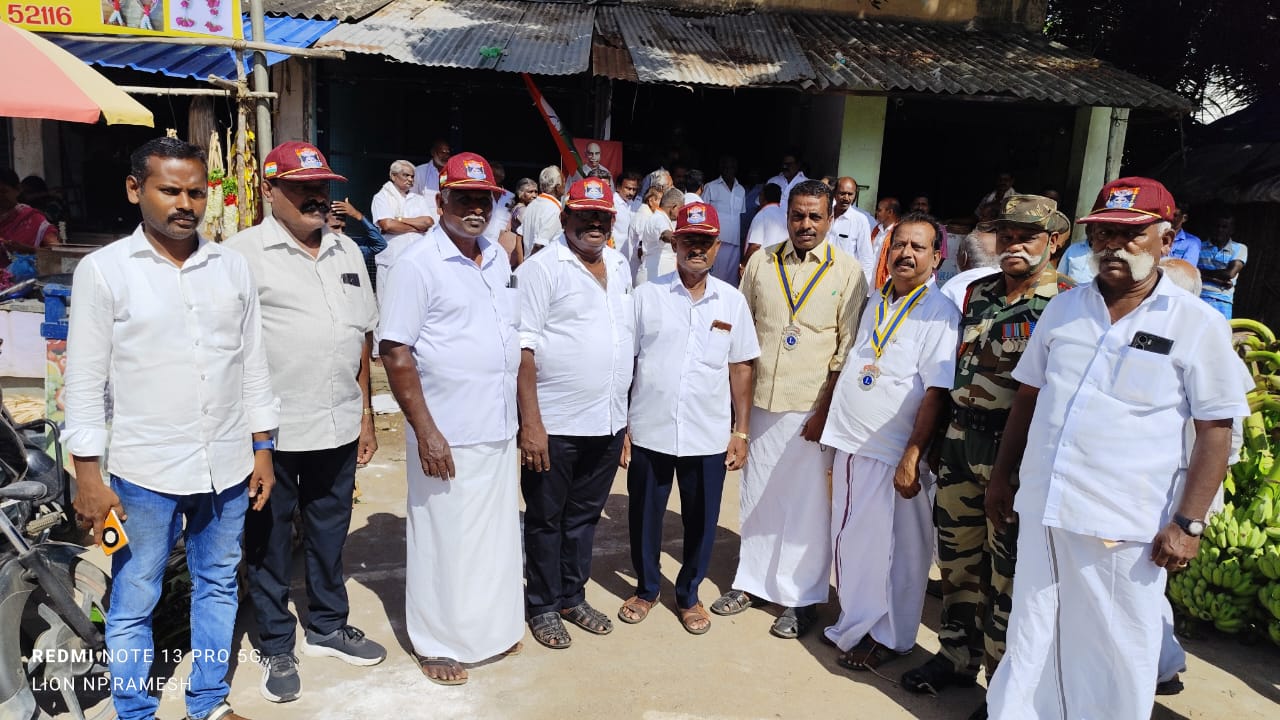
[
  {"left": 203, "top": 299, "right": 244, "bottom": 351},
  {"left": 1110, "top": 346, "right": 1179, "bottom": 407},
  {"left": 701, "top": 327, "right": 732, "bottom": 368}
]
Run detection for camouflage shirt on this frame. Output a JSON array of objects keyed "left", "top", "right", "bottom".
[{"left": 952, "top": 264, "right": 1075, "bottom": 411}]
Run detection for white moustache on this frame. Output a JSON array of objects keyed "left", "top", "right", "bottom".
[
  {"left": 1087, "top": 247, "right": 1157, "bottom": 281},
  {"left": 462, "top": 215, "right": 487, "bottom": 223},
  {"left": 998, "top": 250, "right": 1038, "bottom": 264}
]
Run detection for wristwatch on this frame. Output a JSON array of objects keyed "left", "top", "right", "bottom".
[
  {"left": 252, "top": 438, "right": 276, "bottom": 453},
  {"left": 1173, "top": 513, "right": 1206, "bottom": 537}
]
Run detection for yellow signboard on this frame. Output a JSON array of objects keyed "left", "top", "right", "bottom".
[{"left": 4, "top": 0, "right": 244, "bottom": 39}]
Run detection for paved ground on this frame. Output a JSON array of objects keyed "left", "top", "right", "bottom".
[{"left": 66, "top": 371, "right": 1277, "bottom": 720}]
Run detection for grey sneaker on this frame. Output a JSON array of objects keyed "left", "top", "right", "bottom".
[
  {"left": 260, "top": 653, "right": 300, "bottom": 703},
  {"left": 301, "top": 625, "right": 386, "bottom": 666}
]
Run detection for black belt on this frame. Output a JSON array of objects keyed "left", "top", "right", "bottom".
[{"left": 952, "top": 405, "right": 1010, "bottom": 434}]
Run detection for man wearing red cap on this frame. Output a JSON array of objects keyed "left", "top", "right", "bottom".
[
  {"left": 983, "top": 178, "right": 1252, "bottom": 720},
  {"left": 379, "top": 152, "right": 524, "bottom": 685},
  {"left": 227, "top": 141, "right": 384, "bottom": 702},
  {"left": 515, "top": 177, "right": 634, "bottom": 649},
  {"left": 618, "top": 202, "right": 759, "bottom": 634}
]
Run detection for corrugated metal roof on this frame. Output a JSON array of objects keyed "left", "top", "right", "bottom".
[
  {"left": 265, "top": 0, "right": 392, "bottom": 21},
  {"left": 316, "top": 0, "right": 594, "bottom": 75},
  {"left": 700, "top": 12, "right": 812, "bottom": 85},
  {"left": 591, "top": 3, "right": 637, "bottom": 82},
  {"left": 792, "top": 15, "right": 1190, "bottom": 110},
  {"left": 609, "top": 6, "right": 746, "bottom": 87},
  {"left": 49, "top": 15, "right": 337, "bottom": 81}
]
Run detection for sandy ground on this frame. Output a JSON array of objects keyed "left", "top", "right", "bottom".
[{"left": 58, "top": 370, "right": 1278, "bottom": 720}]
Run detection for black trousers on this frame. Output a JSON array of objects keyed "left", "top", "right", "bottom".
[
  {"left": 521, "top": 430, "right": 625, "bottom": 618},
  {"left": 627, "top": 445, "right": 727, "bottom": 610},
  {"left": 245, "top": 441, "right": 357, "bottom": 655}
]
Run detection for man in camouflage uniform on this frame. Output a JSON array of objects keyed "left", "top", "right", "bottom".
[{"left": 901, "top": 196, "right": 1073, "bottom": 720}]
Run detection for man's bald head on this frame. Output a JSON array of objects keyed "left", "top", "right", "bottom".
[{"left": 1160, "top": 257, "right": 1202, "bottom": 296}]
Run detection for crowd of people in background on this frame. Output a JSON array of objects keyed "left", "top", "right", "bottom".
[{"left": 60, "top": 135, "right": 1253, "bottom": 720}]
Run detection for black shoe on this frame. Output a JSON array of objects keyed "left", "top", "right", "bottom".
[
  {"left": 302, "top": 625, "right": 387, "bottom": 666},
  {"left": 926, "top": 578, "right": 943, "bottom": 598},
  {"left": 259, "top": 653, "right": 300, "bottom": 703},
  {"left": 967, "top": 701, "right": 987, "bottom": 720},
  {"left": 1155, "top": 674, "right": 1185, "bottom": 695},
  {"left": 900, "top": 655, "right": 978, "bottom": 695}
]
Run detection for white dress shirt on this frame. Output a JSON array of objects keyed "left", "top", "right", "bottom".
[
  {"left": 683, "top": 192, "right": 703, "bottom": 205},
  {"left": 516, "top": 236, "right": 634, "bottom": 436},
  {"left": 226, "top": 217, "right": 377, "bottom": 452},
  {"left": 1012, "top": 275, "right": 1252, "bottom": 542},
  {"left": 63, "top": 226, "right": 279, "bottom": 495},
  {"left": 829, "top": 207, "right": 872, "bottom": 269},
  {"left": 745, "top": 203, "right": 788, "bottom": 249},
  {"left": 371, "top": 184, "right": 433, "bottom": 228},
  {"left": 612, "top": 191, "right": 634, "bottom": 258},
  {"left": 483, "top": 189, "right": 516, "bottom": 245},
  {"left": 702, "top": 177, "right": 746, "bottom": 246},
  {"left": 379, "top": 226, "right": 520, "bottom": 446},
  {"left": 821, "top": 282, "right": 959, "bottom": 465},
  {"left": 629, "top": 273, "right": 760, "bottom": 457},
  {"left": 767, "top": 171, "right": 808, "bottom": 203},
  {"left": 519, "top": 194, "right": 563, "bottom": 255},
  {"left": 939, "top": 266, "right": 1000, "bottom": 310}
]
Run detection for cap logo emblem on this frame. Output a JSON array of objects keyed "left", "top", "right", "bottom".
[
  {"left": 296, "top": 148, "right": 324, "bottom": 169},
  {"left": 688, "top": 205, "right": 706, "bottom": 224},
  {"left": 1105, "top": 187, "right": 1140, "bottom": 209},
  {"left": 263, "top": 161, "right": 278, "bottom": 178},
  {"left": 463, "top": 159, "right": 487, "bottom": 180},
  {"left": 584, "top": 180, "right": 605, "bottom": 200}
]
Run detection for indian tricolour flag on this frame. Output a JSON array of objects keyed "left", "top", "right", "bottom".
[{"left": 522, "top": 73, "right": 584, "bottom": 178}]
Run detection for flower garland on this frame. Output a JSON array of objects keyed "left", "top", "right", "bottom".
[{"left": 174, "top": 0, "right": 223, "bottom": 32}]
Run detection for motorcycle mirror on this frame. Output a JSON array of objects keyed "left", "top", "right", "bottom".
[{"left": 0, "top": 480, "right": 47, "bottom": 501}]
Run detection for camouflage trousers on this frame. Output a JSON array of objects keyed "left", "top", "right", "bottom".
[{"left": 932, "top": 421, "right": 1018, "bottom": 680}]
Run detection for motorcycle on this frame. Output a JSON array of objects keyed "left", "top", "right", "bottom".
[{"left": 0, "top": 406, "right": 114, "bottom": 720}]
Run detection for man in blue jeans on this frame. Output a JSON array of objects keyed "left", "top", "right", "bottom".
[{"left": 63, "top": 137, "right": 278, "bottom": 720}]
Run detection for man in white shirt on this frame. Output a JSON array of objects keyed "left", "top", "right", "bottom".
[
  {"left": 411, "top": 138, "right": 450, "bottom": 203},
  {"left": 766, "top": 151, "right": 807, "bottom": 201},
  {"left": 379, "top": 152, "right": 524, "bottom": 686},
  {"left": 65, "top": 137, "right": 278, "bottom": 720},
  {"left": 635, "top": 187, "right": 682, "bottom": 285},
  {"left": 483, "top": 161, "right": 516, "bottom": 248},
  {"left": 984, "top": 178, "right": 1252, "bottom": 720},
  {"left": 229, "top": 142, "right": 384, "bottom": 703},
  {"left": 518, "top": 165, "right": 565, "bottom": 257},
  {"left": 938, "top": 225, "right": 999, "bottom": 309},
  {"left": 702, "top": 156, "right": 746, "bottom": 283},
  {"left": 868, "top": 197, "right": 901, "bottom": 290},
  {"left": 626, "top": 186, "right": 660, "bottom": 279},
  {"left": 619, "top": 202, "right": 760, "bottom": 634},
  {"left": 611, "top": 171, "right": 639, "bottom": 260},
  {"left": 516, "top": 177, "right": 634, "bottom": 650},
  {"left": 634, "top": 168, "right": 672, "bottom": 213},
  {"left": 976, "top": 171, "right": 1017, "bottom": 214},
  {"left": 680, "top": 168, "right": 705, "bottom": 204},
  {"left": 830, "top": 177, "right": 873, "bottom": 270},
  {"left": 742, "top": 182, "right": 787, "bottom": 263},
  {"left": 371, "top": 160, "right": 434, "bottom": 296},
  {"left": 821, "top": 214, "right": 960, "bottom": 672}
]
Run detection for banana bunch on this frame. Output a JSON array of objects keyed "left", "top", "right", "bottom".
[
  {"left": 1259, "top": 582, "right": 1280, "bottom": 622},
  {"left": 1168, "top": 571, "right": 1253, "bottom": 632},
  {"left": 1243, "top": 481, "right": 1280, "bottom": 537},
  {"left": 1270, "top": 619, "right": 1280, "bottom": 646},
  {"left": 1257, "top": 545, "right": 1280, "bottom": 581},
  {"left": 1202, "top": 508, "right": 1270, "bottom": 552}
]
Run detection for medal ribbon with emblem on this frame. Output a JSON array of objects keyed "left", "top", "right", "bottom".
[
  {"left": 773, "top": 243, "right": 833, "bottom": 349},
  {"left": 859, "top": 279, "right": 929, "bottom": 389}
]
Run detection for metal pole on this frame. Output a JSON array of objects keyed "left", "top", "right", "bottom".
[{"left": 249, "top": 0, "right": 272, "bottom": 167}]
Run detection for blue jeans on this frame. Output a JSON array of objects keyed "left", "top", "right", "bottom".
[
  {"left": 107, "top": 476, "right": 247, "bottom": 720},
  {"left": 1202, "top": 296, "right": 1233, "bottom": 319}
]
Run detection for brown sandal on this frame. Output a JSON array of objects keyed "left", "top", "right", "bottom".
[
  {"left": 618, "top": 595, "right": 659, "bottom": 624},
  {"left": 836, "top": 639, "right": 901, "bottom": 672},
  {"left": 679, "top": 602, "right": 711, "bottom": 635}
]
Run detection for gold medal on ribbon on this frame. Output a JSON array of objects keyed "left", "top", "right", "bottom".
[
  {"left": 775, "top": 244, "right": 832, "bottom": 351},
  {"left": 783, "top": 323, "right": 801, "bottom": 350}
]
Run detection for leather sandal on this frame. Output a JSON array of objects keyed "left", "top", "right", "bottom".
[
  {"left": 618, "top": 595, "right": 659, "bottom": 624},
  {"left": 837, "top": 638, "right": 902, "bottom": 672},
  {"left": 528, "top": 611, "right": 572, "bottom": 649},
  {"left": 560, "top": 601, "right": 613, "bottom": 635},
  {"left": 679, "top": 603, "right": 712, "bottom": 635},
  {"left": 709, "top": 589, "right": 755, "bottom": 616},
  {"left": 417, "top": 656, "right": 468, "bottom": 686},
  {"left": 901, "top": 655, "right": 978, "bottom": 695}
]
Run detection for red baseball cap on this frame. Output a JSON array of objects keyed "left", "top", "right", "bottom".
[
  {"left": 564, "top": 178, "right": 616, "bottom": 213},
  {"left": 438, "top": 152, "right": 502, "bottom": 193},
  {"left": 675, "top": 202, "right": 720, "bottom": 235},
  {"left": 262, "top": 141, "right": 346, "bottom": 182},
  {"left": 1077, "top": 177, "right": 1177, "bottom": 225}
]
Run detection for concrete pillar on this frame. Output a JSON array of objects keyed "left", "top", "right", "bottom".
[
  {"left": 836, "top": 95, "right": 887, "bottom": 213},
  {"left": 10, "top": 119, "right": 45, "bottom": 179},
  {"left": 1066, "top": 105, "right": 1128, "bottom": 243},
  {"left": 272, "top": 59, "right": 314, "bottom": 144}
]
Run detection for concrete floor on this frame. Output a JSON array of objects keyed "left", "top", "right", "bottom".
[{"left": 67, "top": 374, "right": 1277, "bottom": 720}]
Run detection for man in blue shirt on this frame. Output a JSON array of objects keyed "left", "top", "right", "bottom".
[
  {"left": 1170, "top": 208, "right": 1201, "bottom": 263},
  {"left": 1197, "top": 213, "right": 1247, "bottom": 319}
]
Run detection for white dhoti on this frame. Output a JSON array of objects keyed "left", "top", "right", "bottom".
[
  {"left": 989, "top": 525, "right": 1164, "bottom": 720},
  {"left": 1158, "top": 595, "right": 1186, "bottom": 683},
  {"left": 405, "top": 436, "right": 523, "bottom": 663},
  {"left": 824, "top": 451, "right": 933, "bottom": 653},
  {"left": 732, "top": 407, "right": 834, "bottom": 607}
]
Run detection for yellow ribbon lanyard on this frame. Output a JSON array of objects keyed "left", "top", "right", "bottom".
[
  {"left": 870, "top": 279, "right": 929, "bottom": 359},
  {"left": 774, "top": 243, "right": 833, "bottom": 324}
]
